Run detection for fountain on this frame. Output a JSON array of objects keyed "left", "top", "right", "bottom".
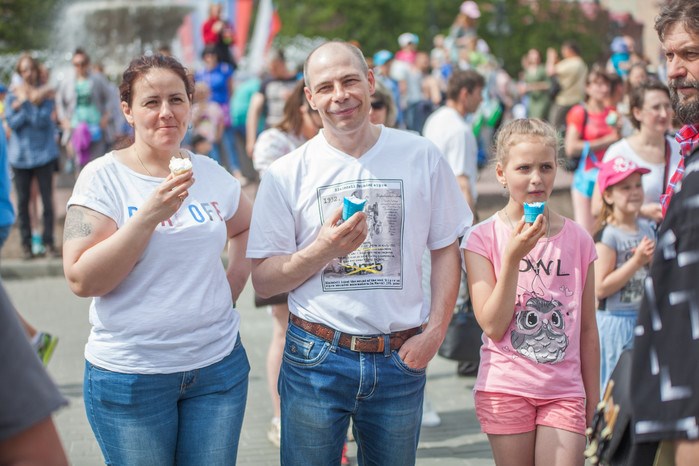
[{"left": 53, "top": 0, "right": 196, "bottom": 76}]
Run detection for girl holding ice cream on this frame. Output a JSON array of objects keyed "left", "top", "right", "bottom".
[{"left": 463, "top": 118, "right": 599, "bottom": 466}]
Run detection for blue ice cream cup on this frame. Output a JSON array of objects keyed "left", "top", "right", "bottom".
[
  {"left": 523, "top": 202, "right": 545, "bottom": 223},
  {"left": 342, "top": 196, "right": 367, "bottom": 221}
]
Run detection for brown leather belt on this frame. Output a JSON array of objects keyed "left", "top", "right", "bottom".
[{"left": 289, "top": 314, "right": 420, "bottom": 353}]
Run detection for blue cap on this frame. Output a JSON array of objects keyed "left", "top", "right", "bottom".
[
  {"left": 0, "top": 84, "right": 6, "bottom": 93},
  {"left": 610, "top": 36, "right": 629, "bottom": 54},
  {"left": 373, "top": 50, "right": 393, "bottom": 66}
]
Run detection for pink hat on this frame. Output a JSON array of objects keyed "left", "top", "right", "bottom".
[
  {"left": 460, "top": 1, "right": 481, "bottom": 19},
  {"left": 597, "top": 157, "right": 650, "bottom": 194}
]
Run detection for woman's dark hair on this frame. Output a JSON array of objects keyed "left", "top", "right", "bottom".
[
  {"left": 275, "top": 80, "right": 308, "bottom": 136},
  {"left": 628, "top": 79, "right": 671, "bottom": 129},
  {"left": 119, "top": 54, "right": 194, "bottom": 106},
  {"left": 584, "top": 64, "right": 612, "bottom": 102}
]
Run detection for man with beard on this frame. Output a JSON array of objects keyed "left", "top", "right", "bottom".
[{"left": 630, "top": 2, "right": 699, "bottom": 465}]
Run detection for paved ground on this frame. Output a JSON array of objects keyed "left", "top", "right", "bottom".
[{"left": 1, "top": 165, "right": 575, "bottom": 465}]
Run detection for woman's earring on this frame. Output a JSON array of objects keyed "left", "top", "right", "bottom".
[{"left": 502, "top": 182, "right": 507, "bottom": 189}]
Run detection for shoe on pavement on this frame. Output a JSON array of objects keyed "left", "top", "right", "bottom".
[
  {"left": 267, "top": 417, "right": 281, "bottom": 447},
  {"left": 421, "top": 399, "right": 441, "bottom": 427},
  {"left": 34, "top": 332, "right": 59, "bottom": 366}
]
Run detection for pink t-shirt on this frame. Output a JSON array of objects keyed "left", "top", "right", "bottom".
[{"left": 462, "top": 214, "right": 596, "bottom": 399}]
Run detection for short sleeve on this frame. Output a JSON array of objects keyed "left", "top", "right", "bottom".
[
  {"left": 67, "top": 161, "right": 121, "bottom": 224},
  {"left": 246, "top": 172, "right": 298, "bottom": 258},
  {"left": 427, "top": 155, "right": 472, "bottom": 249},
  {"left": 566, "top": 104, "right": 586, "bottom": 135}
]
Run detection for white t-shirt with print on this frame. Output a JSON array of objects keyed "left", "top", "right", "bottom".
[
  {"left": 247, "top": 126, "right": 472, "bottom": 335},
  {"left": 68, "top": 152, "right": 242, "bottom": 374}
]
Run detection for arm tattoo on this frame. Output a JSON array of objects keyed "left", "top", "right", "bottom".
[{"left": 63, "top": 207, "right": 94, "bottom": 242}]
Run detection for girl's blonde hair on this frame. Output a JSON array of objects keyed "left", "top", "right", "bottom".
[
  {"left": 493, "top": 118, "right": 561, "bottom": 167},
  {"left": 595, "top": 189, "right": 615, "bottom": 234}
]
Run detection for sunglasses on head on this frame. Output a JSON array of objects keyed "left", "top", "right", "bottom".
[{"left": 371, "top": 101, "right": 386, "bottom": 110}]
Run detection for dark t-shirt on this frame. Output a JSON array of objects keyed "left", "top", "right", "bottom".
[{"left": 0, "top": 282, "right": 67, "bottom": 441}]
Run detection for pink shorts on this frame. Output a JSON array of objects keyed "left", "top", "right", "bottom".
[{"left": 474, "top": 391, "right": 586, "bottom": 436}]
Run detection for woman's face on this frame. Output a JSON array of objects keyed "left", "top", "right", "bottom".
[
  {"left": 586, "top": 76, "right": 610, "bottom": 103},
  {"left": 300, "top": 104, "right": 322, "bottom": 139},
  {"left": 18, "top": 58, "right": 37, "bottom": 86},
  {"left": 122, "top": 68, "right": 191, "bottom": 152},
  {"left": 628, "top": 66, "right": 648, "bottom": 88},
  {"left": 635, "top": 89, "right": 673, "bottom": 134}
]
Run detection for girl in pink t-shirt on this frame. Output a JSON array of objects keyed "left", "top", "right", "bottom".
[{"left": 463, "top": 119, "right": 600, "bottom": 465}]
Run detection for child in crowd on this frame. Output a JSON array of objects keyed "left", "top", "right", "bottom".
[
  {"left": 463, "top": 118, "right": 599, "bottom": 465},
  {"left": 593, "top": 157, "right": 655, "bottom": 392}
]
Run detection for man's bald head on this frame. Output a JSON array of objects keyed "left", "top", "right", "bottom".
[{"left": 303, "top": 41, "right": 368, "bottom": 88}]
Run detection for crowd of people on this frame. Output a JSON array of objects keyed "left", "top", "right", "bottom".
[{"left": 2, "top": 0, "right": 699, "bottom": 465}]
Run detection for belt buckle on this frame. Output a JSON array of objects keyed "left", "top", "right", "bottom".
[{"left": 350, "top": 335, "right": 370, "bottom": 352}]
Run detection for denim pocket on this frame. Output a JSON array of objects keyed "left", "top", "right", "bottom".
[
  {"left": 283, "top": 326, "right": 331, "bottom": 367},
  {"left": 390, "top": 351, "right": 427, "bottom": 376}
]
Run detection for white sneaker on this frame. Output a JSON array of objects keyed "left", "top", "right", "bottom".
[
  {"left": 421, "top": 400, "right": 441, "bottom": 427},
  {"left": 267, "top": 417, "right": 281, "bottom": 447}
]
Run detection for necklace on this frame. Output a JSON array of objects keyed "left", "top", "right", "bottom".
[
  {"left": 134, "top": 148, "right": 184, "bottom": 177},
  {"left": 502, "top": 207, "right": 551, "bottom": 276},
  {"left": 134, "top": 147, "right": 153, "bottom": 177}
]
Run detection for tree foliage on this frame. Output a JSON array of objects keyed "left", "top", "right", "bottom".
[
  {"left": 276, "top": 0, "right": 611, "bottom": 77},
  {"left": 0, "top": 0, "right": 63, "bottom": 52}
]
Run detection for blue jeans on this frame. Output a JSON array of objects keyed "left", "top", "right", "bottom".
[
  {"left": 280, "top": 321, "right": 426, "bottom": 466},
  {"left": 84, "top": 338, "right": 249, "bottom": 465}
]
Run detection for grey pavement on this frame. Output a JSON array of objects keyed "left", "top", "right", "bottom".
[{"left": 0, "top": 167, "right": 574, "bottom": 465}]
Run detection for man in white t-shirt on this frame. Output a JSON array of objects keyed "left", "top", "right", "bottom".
[
  {"left": 247, "top": 41, "right": 471, "bottom": 465},
  {"left": 423, "top": 69, "right": 484, "bottom": 212}
]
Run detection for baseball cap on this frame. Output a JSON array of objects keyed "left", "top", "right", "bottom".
[
  {"left": 373, "top": 50, "right": 393, "bottom": 66},
  {"left": 597, "top": 157, "right": 650, "bottom": 194},
  {"left": 460, "top": 1, "right": 481, "bottom": 19},
  {"left": 610, "top": 36, "right": 629, "bottom": 54},
  {"left": 398, "top": 32, "right": 419, "bottom": 48}
]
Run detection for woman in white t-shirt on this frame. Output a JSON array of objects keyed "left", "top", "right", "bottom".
[
  {"left": 252, "top": 79, "right": 322, "bottom": 446},
  {"left": 596, "top": 79, "right": 680, "bottom": 225},
  {"left": 62, "top": 54, "right": 253, "bottom": 464}
]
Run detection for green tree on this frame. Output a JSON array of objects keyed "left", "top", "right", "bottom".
[
  {"left": 0, "top": 0, "right": 63, "bottom": 52},
  {"left": 275, "top": 0, "right": 610, "bottom": 75}
]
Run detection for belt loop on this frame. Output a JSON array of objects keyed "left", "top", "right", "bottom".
[
  {"left": 330, "top": 329, "right": 341, "bottom": 352},
  {"left": 383, "top": 334, "right": 391, "bottom": 357}
]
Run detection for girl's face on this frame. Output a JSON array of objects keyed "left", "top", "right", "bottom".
[
  {"left": 122, "top": 68, "right": 191, "bottom": 152},
  {"left": 603, "top": 173, "right": 644, "bottom": 216},
  {"left": 586, "top": 76, "right": 610, "bottom": 103},
  {"left": 497, "top": 138, "right": 557, "bottom": 205},
  {"left": 634, "top": 89, "right": 673, "bottom": 133}
]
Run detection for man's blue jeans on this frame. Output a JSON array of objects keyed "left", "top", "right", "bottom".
[
  {"left": 84, "top": 337, "right": 249, "bottom": 465},
  {"left": 280, "top": 321, "right": 426, "bottom": 466}
]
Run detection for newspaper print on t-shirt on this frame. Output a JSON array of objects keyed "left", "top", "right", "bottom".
[{"left": 317, "top": 179, "right": 404, "bottom": 291}]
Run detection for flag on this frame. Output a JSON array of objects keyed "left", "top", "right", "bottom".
[{"left": 247, "top": 0, "right": 282, "bottom": 75}]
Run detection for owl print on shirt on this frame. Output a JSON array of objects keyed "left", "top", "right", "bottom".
[{"left": 510, "top": 292, "right": 569, "bottom": 364}]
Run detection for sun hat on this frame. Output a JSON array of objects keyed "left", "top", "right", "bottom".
[
  {"left": 460, "top": 1, "right": 481, "bottom": 19},
  {"left": 398, "top": 32, "right": 419, "bottom": 48},
  {"left": 373, "top": 50, "right": 393, "bottom": 66},
  {"left": 597, "top": 156, "right": 650, "bottom": 194}
]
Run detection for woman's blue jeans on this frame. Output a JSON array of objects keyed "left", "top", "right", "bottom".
[
  {"left": 84, "top": 337, "right": 249, "bottom": 465},
  {"left": 280, "top": 321, "right": 426, "bottom": 466}
]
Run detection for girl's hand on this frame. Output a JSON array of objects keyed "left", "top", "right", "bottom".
[
  {"left": 504, "top": 213, "right": 547, "bottom": 264},
  {"left": 139, "top": 171, "right": 195, "bottom": 225},
  {"left": 632, "top": 236, "right": 655, "bottom": 267}
]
